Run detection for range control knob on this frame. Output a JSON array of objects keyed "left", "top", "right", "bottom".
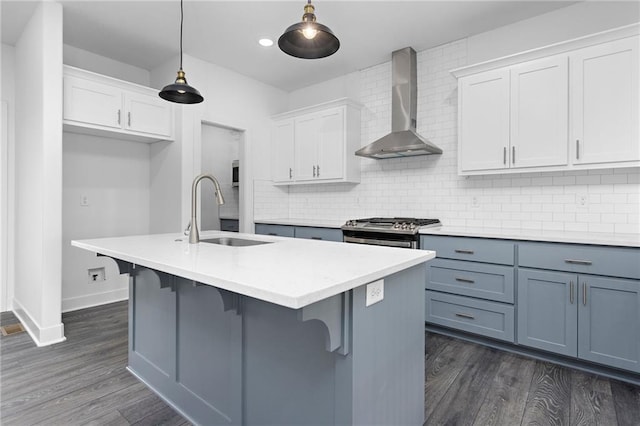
[
  {"left": 409, "top": 223, "right": 417, "bottom": 230},
  {"left": 393, "top": 222, "right": 401, "bottom": 229},
  {"left": 401, "top": 222, "right": 410, "bottom": 230}
]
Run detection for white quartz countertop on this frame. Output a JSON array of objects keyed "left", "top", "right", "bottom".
[
  {"left": 254, "top": 218, "right": 346, "bottom": 229},
  {"left": 72, "top": 231, "right": 434, "bottom": 309},
  {"left": 420, "top": 226, "right": 640, "bottom": 248}
]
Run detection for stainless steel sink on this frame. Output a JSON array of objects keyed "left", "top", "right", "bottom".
[{"left": 200, "top": 237, "right": 272, "bottom": 247}]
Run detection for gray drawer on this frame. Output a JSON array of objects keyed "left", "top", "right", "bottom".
[
  {"left": 421, "top": 235, "right": 515, "bottom": 265},
  {"left": 425, "top": 291, "right": 515, "bottom": 342},
  {"left": 519, "top": 242, "right": 640, "bottom": 279},
  {"left": 255, "top": 224, "right": 295, "bottom": 238},
  {"left": 427, "top": 258, "right": 515, "bottom": 303},
  {"left": 294, "top": 226, "right": 342, "bottom": 242}
]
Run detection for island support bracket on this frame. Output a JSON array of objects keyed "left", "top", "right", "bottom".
[
  {"left": 298, "top": 292, "right": 350, "bottom": 355},
  {"left": 98, "top": 253, "right": 134, "bottom": 276}
]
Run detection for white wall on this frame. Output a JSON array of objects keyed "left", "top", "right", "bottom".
[
  {"left": 13, "top": 2, "right": 65, "bottom": 345},
  {"left": 1, "top": 44, "right": 16, "bottom": 312},
  {"left": 200, "top": 123, "right": 240, "bottom": 230},
  {"left": 254, "top": 3, "right": 640, "bottom": 234},
  {"left": 62, "top": 133, "right": 150, "bottom": 312},
  {"left": 149, "top": 54, "right": 288, "bottom": 234},
  {"left": 63, "top": 44, "right": 150, "bottom": 86}
]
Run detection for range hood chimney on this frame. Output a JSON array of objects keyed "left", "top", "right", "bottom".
[{"left": 355, "top": 47, "right": 443, "bottom": 159}]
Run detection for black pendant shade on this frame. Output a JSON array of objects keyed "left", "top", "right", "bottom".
[
  {"left": 159, "top": 69, "right": 203, "bottom": 104},
  {"left": 159, "top": 0, "right": 203, "bottom": 104},
  {"left": 279, "top": 1, "right": 340, "bottom": 59}
]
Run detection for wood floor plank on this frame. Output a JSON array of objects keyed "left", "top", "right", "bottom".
[
  {"left": 570, "top": 369, "right": 617, "bottom": 426},
  {"left": 424, "top": 336, "right": 475, "bottom": 421},
  {"left": 521, "top": 361, "right": 572, "bottom": 426},
  {"left": 472, "top": 352, "right": 536, "bottom": 426},
  {"left": 610, "top": 379, "right": 640, "bottom": 426},
  {"left": 426, "top": 344, "right": 503, "bottom": 425},
  {"left": 83, "top": 409, "right": 130, "bottom": 426},
  {"left": 130, "top": 404, "right": 191, "bottom": 426},
  {"left": 118, "top": 393, "right": 171, "bottom": 424}
]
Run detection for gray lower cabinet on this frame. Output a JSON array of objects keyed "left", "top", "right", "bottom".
[
  {"left": 518, "top": 268, "right": 640, "bottom": 373},
  {"left": 422, "top": 235, "right": 516, "bottom": 343},
  {"left": 255, "top": 223, "right": 342, "bottom": 242},
  {"left": 220, "top": 218, "right": 239, "bottom": 232}
]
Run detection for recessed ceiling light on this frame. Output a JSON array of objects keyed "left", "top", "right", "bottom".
[{"left": 259, "top": 38, "right": 274, "bottom": 47}]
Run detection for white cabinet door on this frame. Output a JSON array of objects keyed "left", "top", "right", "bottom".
[
  {"left": 124, "top": 92, "right": 172, "bottom": 138},
  {"left": 510, "top": 56, "right": 568, "bottom": 169},
  {"left": 316, "top": 107, "right": 344, "bottom": 180},
  {"left": 294, "top": 115, "right": 319, "bottom": 181},
  {"left": 459, "top": 69, "right": 510, "bottom": 172},
  {"left": 272, "top": 120, "right": 295, "bottom": 183},
  {"left": 571, "top": 36, "right": 639, "bottom": 165},
  {"left": 63, "top": 75, "right": 122, "bottom": 129}
]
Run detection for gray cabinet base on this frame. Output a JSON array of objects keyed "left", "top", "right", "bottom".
[{"left": 126, "top": 263, "right": 425, "bottom": 425}]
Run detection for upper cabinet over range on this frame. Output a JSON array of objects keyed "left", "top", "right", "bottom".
[
  {"left": 63, "top": 66, "right": 174, "bottom": 143},
  {"left": 452, "top": 24, "right": 639, "bottom": 176},
  {"left": 271, "top": 99, "right": 361, "bottom": 185}
]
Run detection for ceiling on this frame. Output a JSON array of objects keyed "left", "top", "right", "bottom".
[{"left": 2, "top": 0, "right": 578, "bottom": 92}]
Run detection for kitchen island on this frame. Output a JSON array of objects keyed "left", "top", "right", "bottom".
[{"left": 72, "top": 231, "right": 435, "bottom": 426}]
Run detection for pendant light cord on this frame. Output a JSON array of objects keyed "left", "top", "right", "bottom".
[{"left": 179, "top": 0, "right": 184, "bottom": 70}]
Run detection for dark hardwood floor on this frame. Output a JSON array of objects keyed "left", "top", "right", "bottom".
[{"left": 1, "top": 302, "right": 639, "bottom": 425}]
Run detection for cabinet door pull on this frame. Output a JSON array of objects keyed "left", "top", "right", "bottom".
[
  {"left": 316, "top": 165, "right": 320, "bottom": 177},
  {"left": 455, "top": 276, "right": 475, "bottom": 284},
  {"left": 289, "top": 168, "right": 292, "bottom": 179},
  {"left": 503, "top": 147, "right": 507, "bottom": 165},
  {"left": 455, "top": 313, "right": 475, "bottom": 320},
  {"left": 117, "top": 109, "right": 121, "bottom": 125},
  {"left": 564, "top": 259, "right": 592, "bottom": 266},
  {"left": 582, "top": 282, "right": 587, "bottom": 306},
  {"left": 512, "top": 146, "right": 515, "bottom": 164},
  {"left": 267, "top": 233, "right": 277, "bottom": 236},
  {"left": 454, "top": 249, "right": 474, "bottom": 255},
  {"left": 570, "top": 281, "right": 574, "bottom": 304},
  {"left": 313, "top": 165, "right": 316, "bottom": 177},
  {"left": 576, "top": 140, "right": 580, "bottom": 160},
  {"left": 128, "top": 112, "right": 131, "bottom": 127},
  {"left": 311, "top": 237, "right": 322, "bottom": 240}
]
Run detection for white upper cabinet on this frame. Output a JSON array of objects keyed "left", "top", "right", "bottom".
[
  {"left": 272, "top": 119, "right": 295, "bottom": 183},
  {"left": 453, "top": 24, "right": 639, "bottom": 175},
  {"left": 570, "top": 37, "right": 639, "bottom": 166},
  {"left": 510, "top": 55, "right": 568, "bottom": 169},
  {"left": 63, "top": 66, "right": 174, "bottom": 143},
  {"left": 272, "top": 99, "right": 361, "bottom": 185},
  {"left": 459, "top": 69, "right": 510, "bottom": 173}
]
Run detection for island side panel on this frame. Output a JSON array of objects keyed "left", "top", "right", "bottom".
[
  {"left": 128, "top": 267, "right": 242, "bottom": 425},
  {"left": 348, "top": 264, "right": 426, "bottom": 425}
]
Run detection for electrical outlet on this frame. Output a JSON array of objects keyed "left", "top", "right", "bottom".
[
  {"left": 88, "top": 267, "right": 106, "bottom": 283},
  {"left": 577, "top": 194, "right": 588, "bottom": 209},
  {"left": 80, "top": 194, "right": 90, "bottom": 207},
  {"left": 366, "top": 280, "right": 384, "bottom": 307},
  {"left": 471, "top": 196, "right": 480, "bottom": 209}
]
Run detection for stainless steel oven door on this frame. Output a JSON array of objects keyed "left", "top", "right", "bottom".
[{"left": 343, "top": 235, "right": 416, "bottom": 249}]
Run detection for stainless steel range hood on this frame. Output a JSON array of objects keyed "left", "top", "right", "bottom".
[{"left": 355, "top": 47, "right": 442, "bottom": 159}]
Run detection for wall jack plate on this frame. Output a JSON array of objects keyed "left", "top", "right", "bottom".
[
  {"left": 88, "top": 267, "right": 106, "bottom": 283},
  {"left": 366, "top": 279, "right": 384, "bottom": 307}
]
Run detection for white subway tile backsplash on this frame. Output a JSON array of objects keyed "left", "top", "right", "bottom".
[{"left": 254, "top": 38, "right": 639, "bottom": 234}]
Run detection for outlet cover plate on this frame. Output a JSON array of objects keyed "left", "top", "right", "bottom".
[
  {"left": 366, "top": 279, "right": 384, "bottom": 307},
  {"left": 88, "top": 267, "right": 106, "bottom": 283}
]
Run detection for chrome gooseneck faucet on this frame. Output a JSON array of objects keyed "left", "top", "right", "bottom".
[{"left": 189, "top": 173, "right": 225, "bottom": 244}]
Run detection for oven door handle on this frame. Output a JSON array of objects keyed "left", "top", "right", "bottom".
[{"left": 343, "top": 236, "right": 414, "bottom": 248}]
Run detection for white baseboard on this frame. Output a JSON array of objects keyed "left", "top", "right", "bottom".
[
  {"left": 62, "top": 288, "right": 129, "bottom": 313},
  {"left": 12, "top": 298, "right": 66, "bottom": 347}
]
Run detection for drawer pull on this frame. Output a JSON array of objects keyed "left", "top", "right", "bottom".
[
  {"left": 454, "top": 249, "right": 475, "bottom": 255},
  {"left": 564, "top": 259, "right": 592, "bottom": 266},
  {"left": 455, "top": 276, "right": 475, "bottom": 284},
  {"left": 455, "top": 312, "right": 475, "bottom": 320},
  {"left": 311, "top": 237, "right": 322, "bottom": 240},
  {"left": 267, "top": 233, "right": 277, "bottom": 236}
]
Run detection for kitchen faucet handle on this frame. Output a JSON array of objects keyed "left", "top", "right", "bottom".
[{"left": 184, "top": 221, "right": 191, "bottom": 236}]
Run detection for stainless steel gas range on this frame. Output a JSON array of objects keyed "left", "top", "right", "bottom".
[{"left": 341, "top": 217, "right": 441, "bottom": 249}]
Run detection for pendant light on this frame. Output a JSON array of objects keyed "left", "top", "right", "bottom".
[
  {"left": 159, "top": 0, "right": 203, "bottom": 104},
  {"left": 278, "top": 0, "right": 340, "bottom": 59}
]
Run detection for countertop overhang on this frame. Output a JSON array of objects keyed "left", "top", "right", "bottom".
[{"left": 72, "top": 231, "right": 435, "bottom": 309}]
